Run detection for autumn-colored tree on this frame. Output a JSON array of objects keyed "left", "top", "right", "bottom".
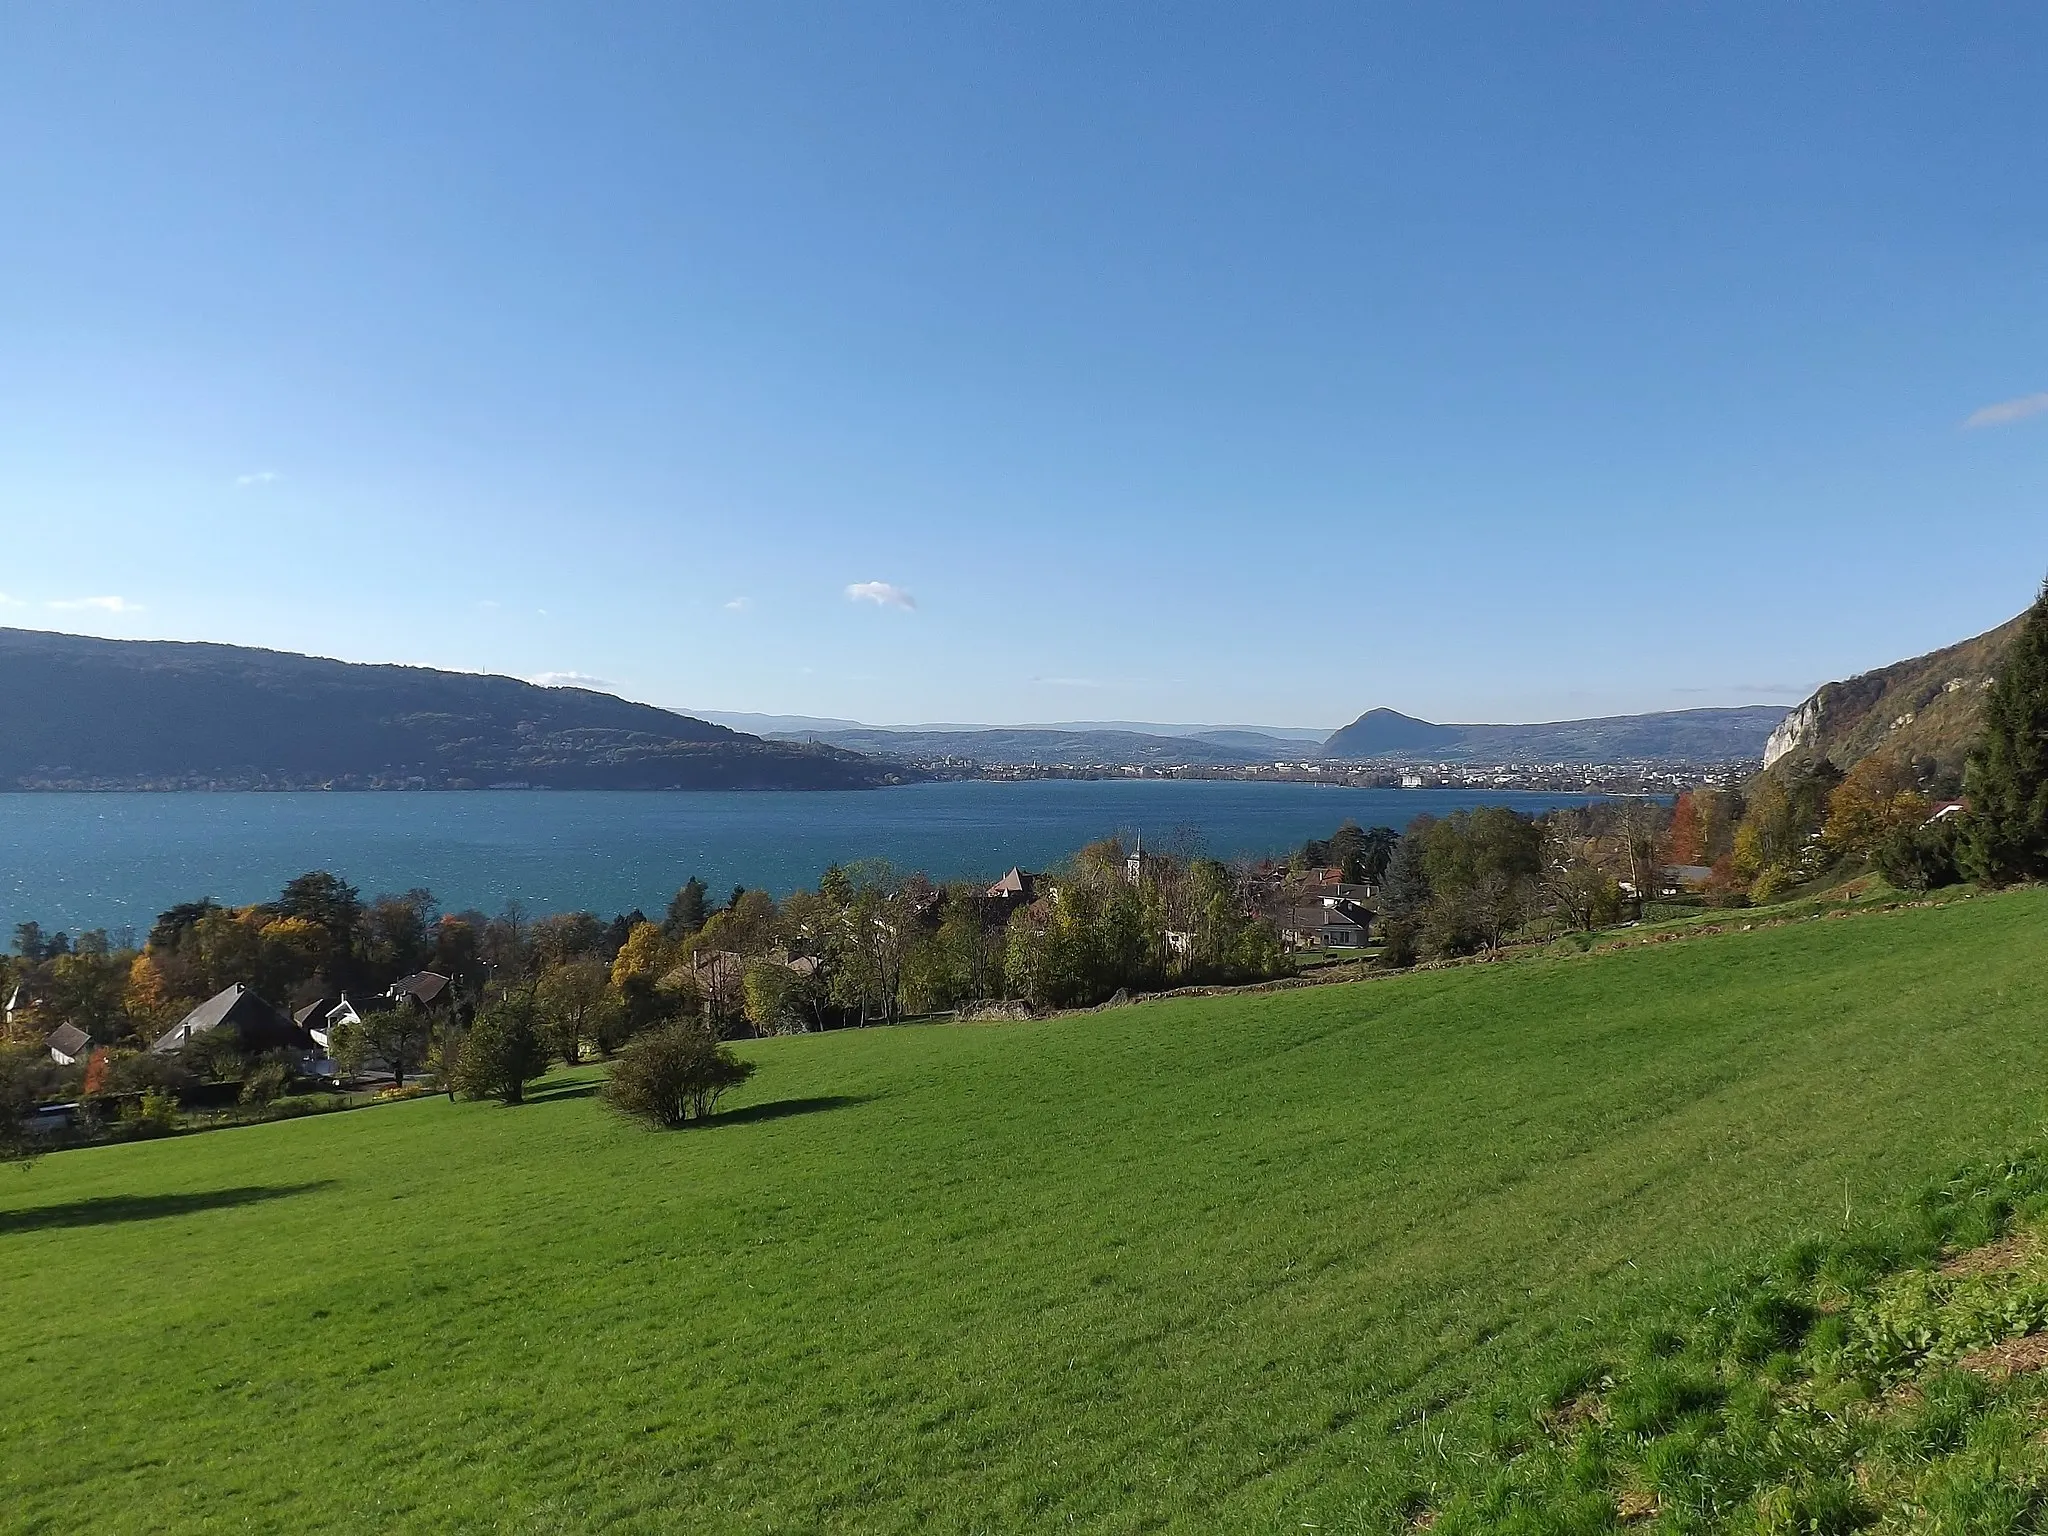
[
  {"left": 609, "top": 920, "right": 669, "bottom": 991},
  {"left": 1822, "top": 753, "right": 1927, "bottom": 860},
  {"left": 1663, "top": 791, "right": 1708, "bottom": 866}
]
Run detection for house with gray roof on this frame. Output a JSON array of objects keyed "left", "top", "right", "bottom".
[
  {"left": 151, "top": 983, "right": 313, "bottom": 1056},
  {"left": 46, "top": 1021, "right": 93, "bottom": 1066}
]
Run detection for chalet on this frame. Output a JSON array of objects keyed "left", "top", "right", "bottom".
[
  {"left": 387, "top": 971, "right": 454, "bottom": 1013},
  {"left": 294, "top": 992, "right": 392, "bottom": 1050},
  {"left": 151, "top": 983, "right": 314, "bottom": 1056},
  {"left": 46, "top": 1022, "right": 93, "bottom": 1066},
  {"left": 1273, "top": 899, "right": 1373, "bottom": 953},
  {"left": 985, "top": 867, "right": 1040, "bottom": 905}
]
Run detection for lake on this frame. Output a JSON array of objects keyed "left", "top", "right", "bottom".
[{"left": 0, "top": 780, "right": 1617, "bottom": 937}]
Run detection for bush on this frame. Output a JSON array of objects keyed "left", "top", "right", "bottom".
[
  {"left": 602, "top": 1021, "right": 756, "bottom": 1128},
  {"left": 0, "top": 1044, "right": 61, "bottom": 1161},
  {"left": 452, "top": 992, "right": 550, "bottom": 1105},
  {"left": 98, "top": 1050, "right": 196, "bottom": 1100},
  {"left": 1876, "top": 816, "right": 1964, "bottom": 892},
  {"left": 238, "top": 1058, "right": 292, "bottom": 1107}
]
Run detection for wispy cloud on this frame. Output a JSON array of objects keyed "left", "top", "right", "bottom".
[
  {"left": 846, "top": 580, "right": 915, "bottom": 611},
  {"left": 0, "top": 592, "right": 20, "bottom": 607},
  {"left": 724, "top": 597, "right": 751, "bottom": 612},
  {"left": 475, "top": 599, "right": 500, "bottom": 610},
  {"left": 529, "top": 670, "right": 612, "bottom": 690},
  {"left": 48, "top": 596, "right": 141, "bottom": 613},
  {"left": 1032, "top": 676, "right": 1106, "bottom": 689},
  {"left": 1963, "top": 392, "right": 2048, "bottom": 430},
  {"left": 236, "top": 470, "right": 281, "bottom": 486}
]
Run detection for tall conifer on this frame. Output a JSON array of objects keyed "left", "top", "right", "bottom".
[{"left": 1959, "top": 578, "right": 2048, "bottom": 883}]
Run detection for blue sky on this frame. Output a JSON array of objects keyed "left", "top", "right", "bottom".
[{"left": 2, "top": 4, "right": 2044, "bottom": 729}]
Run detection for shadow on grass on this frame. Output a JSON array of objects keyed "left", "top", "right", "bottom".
[
  {"left": 711, "top": 1094, "right": 874, "bottom": 1128},
  {"left": 0, "top": 1181, "right": 336, "bottom": 1236},
  {"left": 526, "top": 1081, "right": 604, "bottom": 1103}
]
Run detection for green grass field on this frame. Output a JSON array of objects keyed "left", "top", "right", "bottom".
[{"left": 5, "top": 890, "right": 2048, "bottom": 1533}]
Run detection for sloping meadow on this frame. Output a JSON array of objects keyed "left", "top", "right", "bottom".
[{"left": 3, "top": 889, "right": 2046, "bottom": 1532}]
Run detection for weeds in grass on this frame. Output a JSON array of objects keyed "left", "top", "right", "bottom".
[{"left": 1404, "top": 1147, "right": 2048, "bottom": 1531}]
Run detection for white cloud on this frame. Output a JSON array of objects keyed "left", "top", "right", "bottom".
[
  {"left": 846, "top": 580, "right": 915, "bottom": 611},
  {"left": 1963, "top": 392, "right": 2048, "bottom": 430},
  {"left": 529, "top": 670, "right": 612, "bottom": 690},
  {"left": 236, "top": 470, "right": 280, "bottom": 486},
  {"left": 724, "top": 597, "right": 751, "bottom": 612},
  {"left": 1032, "top": 676, "right": 1106, "bottom": 688},
  {"left": 0, "top": 592, "right": 20, "bottom": 606},
  {"left": 48, "top": 596, "right": 141, "bottom": 613}
]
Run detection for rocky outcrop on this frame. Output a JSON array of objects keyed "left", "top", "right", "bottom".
[{"left": 1756, "top": 612, "right": 2024, "bottom": 780}]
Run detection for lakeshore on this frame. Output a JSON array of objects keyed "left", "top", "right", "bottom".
[{"left": 0, "top": 779, "right": 1616, "bottom": 936}]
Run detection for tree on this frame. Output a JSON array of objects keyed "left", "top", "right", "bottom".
[
  {"left": 0, "top": 1044, "right": 60, "bottom": 1163},
  {"left": 602, "top": 1020, "right": 756, "bottom": 1127},
  {"left": 328, "top": 1016, "right": 369, "bottom": 1083},
  {"left": 362, "top": 889, "right": 438, "bottom": 983},
  {"left": 535, "top": 958, "right": 611, "bottom": 1064},
  {"left": 452, "top": 992, "right": 549, "bottom": 1105},
  {"left": 742, "top": 960, "right": 805, "bottom": 1034},
  {"left": 362, "top": 1006, "right": 435, "bottom": 1088},
  {"left": 1381, "top": 827, "right": 1432, "bottom": 918},
  {"left": 1664, "top": 791, "right": 1708, "bottom": 867},
  {"left": 663, "top": 878, "right": 708, "bottom": 938},
  {"left": 1877, "top": 815, "right": 1964, "bottom": 892},
  {"left": 1822, "top": 753, "right": 1926, "bottom": 861},
  {"left": 1959, "top": 578, "right": 2048, "bottom": 884}
]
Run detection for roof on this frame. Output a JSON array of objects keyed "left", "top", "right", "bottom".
[
  {"left": 151, "top": 983, "right": 310, "bottom": 1055},
  {"left": 986, "top": 867, "right": 1037, "bottom": 899},
  {"left": 388, "top": 971, "right": 452, "bottom": 1006},
  {"left": 1276, "top": 902, "right": 1370, "bottom": 934},
  {"left": 47, "top": 1022, "right": 92, "bottom": 1057}
]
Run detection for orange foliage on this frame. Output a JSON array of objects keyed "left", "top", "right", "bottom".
[{"left": 1664, "top": 791, "right": 1708, "bottom": 865}]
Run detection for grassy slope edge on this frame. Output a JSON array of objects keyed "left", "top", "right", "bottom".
[{"left": 2, "top": 889, "right": 2046, "bottom": 1533}]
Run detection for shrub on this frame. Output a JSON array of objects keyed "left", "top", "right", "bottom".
[
  {"left": 602, "top": 1021, "right": 756, "bottom": 1128},
  {"left": 1876, "top": 816, "right": 1964, "bottom": 892},
  {"left": 238, "top": 1058, "right": 292, "bottom": 1107},
  {"left": 98, "top": 1050, "right": 196, "bottom": 1100},
  {"left": 0, "top": 1044, "right": 60, "bottom": 1162},
  {"left": 452, "top": 992, "right": 550, "bottom": 1105}
]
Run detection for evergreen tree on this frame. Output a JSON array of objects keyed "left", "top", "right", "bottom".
[
  {"left": 1960, "top": 579, "right": 2048, "bottom": 884},
  {"left": 663, "top": 877, "right": 708, "bottom": 938}
]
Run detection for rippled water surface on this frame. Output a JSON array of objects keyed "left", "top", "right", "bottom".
[{"left": 0, "top": 780, "right": 1615, "bottom": 934}]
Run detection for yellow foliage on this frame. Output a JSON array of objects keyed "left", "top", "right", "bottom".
[
  {"left": 610, "top": 921, "right": 668, "bottom": 990},
  {"left": 124, "top": 952, "right": 169, "bottom": 1019}
]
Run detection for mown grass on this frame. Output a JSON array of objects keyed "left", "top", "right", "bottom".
[{"left": 3, "top": 889, "right": 2047, "bottom": 1533}]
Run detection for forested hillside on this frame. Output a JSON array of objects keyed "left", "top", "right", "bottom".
[
  {"left": 0, "top": 628, "right": 911, "bottom": 790},
  {"left": 1761, "top": 610, "right": 2025, "bottom": 780}
]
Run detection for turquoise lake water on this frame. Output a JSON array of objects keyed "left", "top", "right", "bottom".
[{"left": 0, "top": 780, "right": 1615, "bottom": 936}]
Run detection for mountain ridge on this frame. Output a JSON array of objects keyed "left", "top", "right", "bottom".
[
  {"left": 1760, "top": 611, "right": 2026, "bottom": 779},
  {"left": 1323, "top": 704, "right": 1787, "bottom": 763},
  {"left": 0, "top": 628, "right": 912, "bottom": 790}
]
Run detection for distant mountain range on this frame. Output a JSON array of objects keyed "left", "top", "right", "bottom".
[
  {"left": 1322, "top": 705, "right": 1788, "bottom": 764},
  {"left": 0, "top": 629, "right": 912, "bottom": 790},
  {"left": 758, "top": 726, "right": 1314, "bottom": 769},
  {"left": 701, "top": 705, "right": 1786, "bottom": 768}
]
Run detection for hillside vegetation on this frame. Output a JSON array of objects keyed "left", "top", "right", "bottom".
[
  {"left": 0, "top": 627, "right": 909, "bottom": 790},
  {"left": 1762, "top": 611, "right": 2024, "bottom": 781},
  {"left": 4, "top": 889, "right": 2048, "bottom": 1532}
]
